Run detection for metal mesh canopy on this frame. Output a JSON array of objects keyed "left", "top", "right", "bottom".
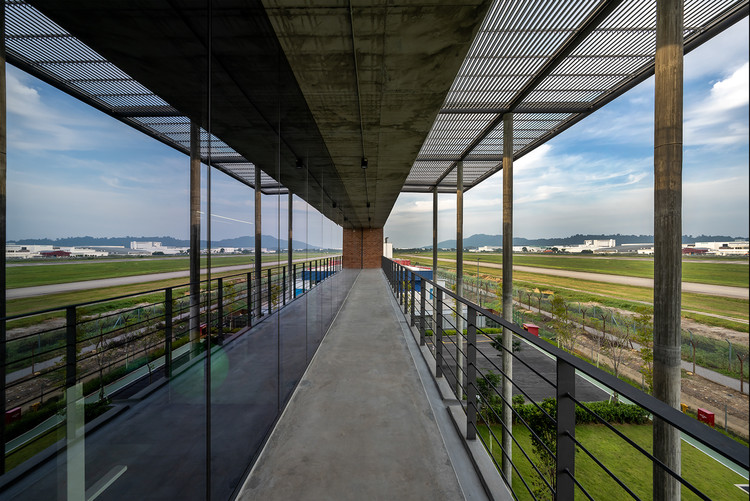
[
  {"left": 4, "top": 0, "right": 747, "bottom": 200},
  {"left": 4, "top": 0, "right": 284, "bottom": 194},
  {"left": 402, "top": 0, "right": 748, "bottom": 192}
]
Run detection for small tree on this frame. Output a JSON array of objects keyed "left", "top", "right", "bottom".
[
  {"left": 603, "top": 324, "right": 631, "bottom": 380},
  {"left": 634, "top": 307, "right": 654, "bottom": 393},
  {"left": 526, "top": 398, "right": 557, "bottom": 501},
  {"left": 476, "top": 371, "right": 502, "bottom": 423},
  {"left": 551, "top": 295, "right": 574, "bottom": 351}
]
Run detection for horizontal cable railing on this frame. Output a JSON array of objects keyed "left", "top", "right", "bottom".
[
  {"left": 0, "top": 256, "right": 341, "bottom": 472},
  {"left": 383, "top": 257, "right": 749, "bottom": 501}
]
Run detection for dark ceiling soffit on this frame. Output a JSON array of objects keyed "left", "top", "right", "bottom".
[
  {"left": 430, "top": 0, "right": 625, "bottom": 189},
  {"left": 421, "top": 0, "right": 748, "bottom": 195},
  {"left": 439, "top": 104, "right": 591, "bottom": 115}
]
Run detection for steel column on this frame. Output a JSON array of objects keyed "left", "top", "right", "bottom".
[
  {"left": 267, "top": 268, "right": 272, "bottom": 315},
  {"left": 456, "top": 160, "right": 464, "bottom": 398},
  {"left": 467, "top": 306, "right": 477, "bottom": 440},
  {"left": 165, "top": 288, "right": 172, "bottom": 378},
  {"left": 557, "top": 358, "right": 576, "bottom": 499},
  {"left": 288, "top": 192, "right": 293, "bottom": 302},
  {"left": 255, "top": 167, "right": 262, "bottom": 318},
  {"left": 66, "top": 306, "right": 77, "bottom": 388},
  {"left": 653, "top": 0, "right": 683, "bottom": 498},
  {"left": 419, "top": 277, "right": 426, "bottom": 346},
  {"left": 246, "top": 272, "right": 253, "bottom": 327},
  {"left": 410, "top": 273, "right": 416, "bottom": 326},
  {"left": 189, "top": 121, "right": 201, "bottom": 355},
  {"left": 436, "top": 288, "right": 444, "bottom": 378},
  {"left": 217, "top": 278, "right": 224, "bottom": 342},
  {"left": 502, "top": 113, "right": 514, "bottom": 482},
  {"left": 0, "top": 4, "right": 7, "bottom": 473}
]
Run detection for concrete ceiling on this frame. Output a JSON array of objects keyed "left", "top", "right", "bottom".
[{"left": 27, "top": 0, "right": 490, "bottom": 229}]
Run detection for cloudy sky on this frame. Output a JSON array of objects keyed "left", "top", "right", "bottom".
[
  {"left": 384, "top": 19, "right": 749, "bottom": 247},
  {"left": 6, "top": 19, "right": 748, "bottom": 249}
]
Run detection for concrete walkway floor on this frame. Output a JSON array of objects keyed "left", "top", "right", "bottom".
[{"left": 239, "top": 269, "right": 488, "bottom": 501}]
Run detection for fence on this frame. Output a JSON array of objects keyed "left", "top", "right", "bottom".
[
  {"left": 384, "top": 257, "right": 749, "bottom": 501},
  {"left": 0, "top": 256, "right": 341, "bottom": 480}
]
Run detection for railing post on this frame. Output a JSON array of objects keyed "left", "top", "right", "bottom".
[
  {"left": 403, "top": 270, "right": 409, "bottom": 316},
  {"left": 419, "top": 276, "right": 426, "bottom": 346},
  {"left": 283, "top": 267, "right": 287, "bottom": 306},
  {"left": 467, "top": 305, "right": 477, "bottom": 440},
  {"left": 398, "top": 267, "right": 403, "bottom": 304},
  {"left": 557, "top": 358, "right": 576, "bottom": 499},
  {"left": 436, "top": 288, "right": 444, "bottom": 378},
  {"left": 267, "top": 268, "right": 272, "bottom": 315},
  {"left": 217, "top": 278, "right": 224, "bottom": 343},
  {"left": 293, "top": 264, "right": 297, "bottom": 298},
  {"left": 165, "top": 288, "right": 173, "bottom": 378},
  {"left": 246, "top": 272, "right": 253, "bottom": 328},
  {"left": 410, "top": 272, "right": 416, "bottom": 326},
  {"left": 66, "top": 306, "right": 77, "bottom": 389}
]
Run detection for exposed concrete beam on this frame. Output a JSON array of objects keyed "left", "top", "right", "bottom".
[{"left": 652, "top": 0, "right": 684, "bottom": 499}]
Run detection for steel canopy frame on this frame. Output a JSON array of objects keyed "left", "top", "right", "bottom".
[
  {"left": 402, "top": 0, "right": 749, "bottom": 193},
  {"left": 3, "top": 0, "right": 286, "bottom": 195}
]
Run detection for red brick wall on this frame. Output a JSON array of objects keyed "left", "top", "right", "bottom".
[{"left": 343, "top": 227, "right": 383, "bottom": 268}]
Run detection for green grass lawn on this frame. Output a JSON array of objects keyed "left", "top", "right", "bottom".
[
  {"left": 401, "top": 252, "right": 749, "bottom": 288},
  {"left": 479, "top": 423, "right": 748, "bottom": 501},
  {"left": 7, "top": 252, "right": 330, "bottom": 289}
]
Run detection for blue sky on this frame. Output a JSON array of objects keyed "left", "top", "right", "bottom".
[
  {"left": 6, "top": 19, "right": 748, "bottom": 249},
  {"left": 385, "top": 19, "right": 749, "bottom": 247}
]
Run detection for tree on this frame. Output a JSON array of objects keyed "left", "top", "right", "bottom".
[
  {"left": 476, "top": 371, "right": 502, "bottom": 423},
  {"left": 602, "top": 322, "right": 631, "bottom": 380},
  {"left": 526, "top": 398, "right": 558, "bottom": 501},
  {"left": 550, "top": 295, "right": 574, "bottom": 351},
  {"left": 634, "top": 307, "right": 654, "bottom": 393}
]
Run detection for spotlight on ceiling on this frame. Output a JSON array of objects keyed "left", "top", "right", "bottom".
[
  {"left": 361, "top": 157, "right": 368, "bottom": 169},
  {"left": 366, "top": 202, "right": 370, "bottom": 208},
  {"left": 295, "top": 159, "right": 304, "bottom": 169},
  {"left": 332, "top": 201, "right": 337, "bottom": 208}
]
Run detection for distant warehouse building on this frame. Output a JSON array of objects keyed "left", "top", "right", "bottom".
[
  {"left": 41, "top": 250, "right": 71, "bottom": 258},
  {"left": 682, "top": 247, "right": 709, "bottom": 255}
]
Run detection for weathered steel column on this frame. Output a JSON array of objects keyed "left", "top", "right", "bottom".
[
  {"left": 456, "top": 161, "right": 464, "bottom": 399},
  {"left": 433, "top": 189, "right": 439, "bottom": 336},
  {"left": 501, "top": 113, "right": 514, "bottom": 483},
  {"left": 288, "top": 192, "right": 293, "bottom": 301},
  {"left": 0, "top": 3, "right": 7, "bottom": 474},
  {"left": 255, "top": 167, "right": 262, "bottom": 318},
  {"left": 432, "top": 189, "right": 438, "bottom": 274},
  {"left": 653, "top": 0, "right": 683, "bottom": 499},
  {"left": 189, "top": 121, "right": 201, "bottom": 355}
]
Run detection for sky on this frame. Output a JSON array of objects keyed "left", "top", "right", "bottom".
[
  {"left": 6, "top": 19, "right": 749, "bottom": 250},
  {"left": 384, "top": 19, "right": 749, "bottom": 248}
]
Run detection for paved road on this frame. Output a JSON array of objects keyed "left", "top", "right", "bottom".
[
  {"left": 413, "top": 256, "right": 749, "bottom": 300},
  {"left": 7, "top": 256, "right": 337, "bottom": 300}
]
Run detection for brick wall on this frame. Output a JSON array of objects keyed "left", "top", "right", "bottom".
[{"left": 343, "top": 227, "right": 383, "bottom": 268}]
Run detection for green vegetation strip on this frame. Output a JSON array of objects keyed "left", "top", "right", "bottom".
[
  {"left": 403, "top": 255, "right": 749, "bottom": 331},
  {"left": 7, "top": 252, "right": 329, "bottom": 289},
  {"left": 402, "top": 251, "right": 749, "bottom": 288},
  {"left": 479, "top": 423, "right": 747, "bottom": 501}
]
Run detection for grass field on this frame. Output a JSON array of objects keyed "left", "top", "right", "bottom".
[
  {"left": 403, "top": 251, "right": 749, "bottom": 288},
  {"left": 402, "top": 254, "right": 749, "bottom": 332},
  {"left": 479, "top": 423, "right": 748, "bottom": 501},
  {"left": 7, "top": 252, "right": 331, "bottom": 289}
]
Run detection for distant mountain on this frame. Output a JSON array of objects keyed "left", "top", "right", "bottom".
[
  {"left": 424, "top": 233, "right": 748, "bottom": 249},
  {"left": 10, "top": 235, "right": 323, "bottom": 250}
]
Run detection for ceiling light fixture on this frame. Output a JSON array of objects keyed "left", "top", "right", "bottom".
[
  {"left": 361, "top": 157, "right": 368, "bottom": 169},
  {"left": 295, "top": 159, "right": 304, "bottom": 169}
]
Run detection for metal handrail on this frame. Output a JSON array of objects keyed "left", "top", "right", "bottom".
[{"left": 382, "top": 256, "right": 749, "bottom": 499}]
